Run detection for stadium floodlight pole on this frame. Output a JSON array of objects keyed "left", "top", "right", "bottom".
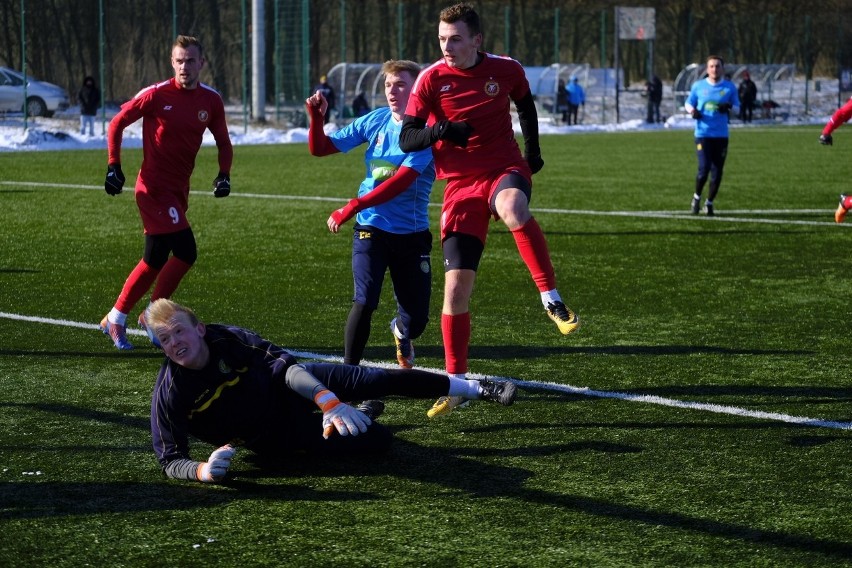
[
  {"left": 600, "top": 10, "right": 606, "bottom": 124},
  {"left": 397, "top": 2, "right": 403, "bottom": 59},
  {"left": 251, "top": 0, "right": 266, "bottom": 123},
  {"left": 504, "top": 6, "right": 510, "bottom": 55},
  {"left": 241, "top": 0, "right": 248, "bottom": 134},
  {"left": 21, "top": 0, "right": 27, "bottom": 131},
  {"left": 99, "top": 0, "right": 105, "bottom": 135},
  {"left": 553, "top": 8, "right": 559, "bottom": 65},
  {"left": 613, "top": 7, "right": 620, "bottom": 124},
  {"left": 301, "top": 0, "right": 309, "bottom": 100},
  {"left": 274, "top": 0, "right": 280, "bottom": 122},
  {"left": 340, "top": 0, "right": 346, "bottom": 63},
  {"left": 804, "top": 15, "right": 811, "bottom": 115}
]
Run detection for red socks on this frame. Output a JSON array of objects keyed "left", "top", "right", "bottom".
[
  {"left": 114, "top": 257, "right": 193, "bottom": 314},
  {"left": 151, "top": 257, "right": 193, "bottom": 301},
  {"left": 442, "top": 312, "right": 470, "bottom": 375},
  {"left": 511, "top": 218, "right": 556, "bottom": 292},
  {"left": 115, "top": 260, "right": 158, "bottom": 313}
]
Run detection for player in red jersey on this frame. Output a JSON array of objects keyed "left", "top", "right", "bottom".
[
  {"left": 399, "top": 3, "right": 579, "bottom": 417},
  {"left": 819, "top": 98, "right": 852, "bottom": 223},
  {"left": 99, "top": 35, "right": 233, "bottom": 350}
]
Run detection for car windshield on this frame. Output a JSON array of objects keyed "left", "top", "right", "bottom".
[{"left": 0, "top": 69, "right": 25, "bottom": 87}]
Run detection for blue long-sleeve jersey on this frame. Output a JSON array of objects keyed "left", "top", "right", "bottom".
[{"left": 686, "top": 78, "right": 740, "bottom": 138}]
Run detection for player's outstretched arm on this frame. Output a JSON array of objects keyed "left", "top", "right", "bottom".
[
  {"left": 327, "top": 166, "right": 419, "bottom": 233},
  {"left": 161, "top": 444, "right": 237, "bottom": 483},
  {"left": 196, "top": 445, "right": 236, "bottom": 482}
]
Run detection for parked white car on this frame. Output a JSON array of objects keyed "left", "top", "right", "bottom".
[{"left": 0, "top": 66, "right": 70, "bottom": 117}]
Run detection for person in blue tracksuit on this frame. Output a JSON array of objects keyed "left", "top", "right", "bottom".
[{"left": 685, "top": 55, "right": 740, "bottom": 216}]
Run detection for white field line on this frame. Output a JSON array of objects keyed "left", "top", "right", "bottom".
[
  {"left": 4, "top": 182, "right": 849, "bottom": 428},
  {"left": 2, "top": 310, "right": 851, "bottom": 431},
  {"left": 2, "top": 180, "right": 846, "bottom": 226}
]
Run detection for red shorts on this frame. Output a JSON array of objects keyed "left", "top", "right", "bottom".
[
  {"left": 135, "top": 185, "right": 190, "bottom": 235},
  {"left": 440, "top": 163, "right": 532, "bottom": 243}
]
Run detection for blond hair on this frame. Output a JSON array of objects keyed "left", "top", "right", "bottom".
[
  {"left": 144, "top": 299, "right": 199, "bottom": 336},
  {"left": 381, "top": 59, "right": 421, "bottom": 79}
]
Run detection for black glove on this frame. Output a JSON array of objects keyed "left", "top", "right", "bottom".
[
  {"left": 104, "top": 164, "right": 125, "bottom": 196},
  {"left": 212, "top": 172, "right": 231, "bottom": 198},
  {"left": 435, "top": 120, "right": 473, "bottom": 148},
  {"left": 820, "top": 134, "right": 833, "bottom": 146},
  {"left": 690, "top": 108, "right": 702, "bottom": 120},
  {"left": 526, "top": 154, "right": 544, "bottom": 174},
  {"left": 717, "top": 103, "right": 732, "bottom": 113}
]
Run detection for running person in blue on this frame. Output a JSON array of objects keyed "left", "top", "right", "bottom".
[
  {"left": 306, "top": 60, "right": 435, "bottom": 368},
  {"left": 685, "top": 55, "right": 739, "bottom": 216}
]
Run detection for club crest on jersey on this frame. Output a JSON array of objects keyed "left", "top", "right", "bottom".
[
  {"left": 484, "top": 80, "right": 499, "bottom": 97},
  {"left": 198, "top": 110, "right": 209, "bottom": 122}
]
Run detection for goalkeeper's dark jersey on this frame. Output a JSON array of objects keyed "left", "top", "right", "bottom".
[{"left": 150, "top": 324, "right": 299, "bottom": 470}]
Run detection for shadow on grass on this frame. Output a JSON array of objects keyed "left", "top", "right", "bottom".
[
  {"left": 357, "top": 343, "right": 814, "bottom": 361},
  {"left": 3, "top": 404, "right": 850, "bottom": 561},
  {"left": 0, "top": 349, "right": 164, "bottom": 359},
  {"left": 0, "top": 401, "right": 150, "bottom": 430}
]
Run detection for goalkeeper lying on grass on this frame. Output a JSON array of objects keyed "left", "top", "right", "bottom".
[{"left": 146, "top": 298, "right": 516, "bottom": 483}]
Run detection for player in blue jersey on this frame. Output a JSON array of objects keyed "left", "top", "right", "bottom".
[
  {"left": 146, "top": 299, "right": 516, "bottom": 483},
  {"left": 685, "top": 55, "right": 739, "bottom": 217},
  {"left": 306, "top": 60, "right": 435, "bottom": 369}
]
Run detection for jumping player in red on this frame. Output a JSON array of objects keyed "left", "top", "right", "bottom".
[
  {"left": 100, "top": 35, "right": 233, "bottom": 350},
  {"left": 399, "top": 2, "right": 579, "bottom": 417},
  {"left": 819, "top": 99, "right": 852, "bottom": 223}
]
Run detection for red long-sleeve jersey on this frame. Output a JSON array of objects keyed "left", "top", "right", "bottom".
[{"left": 107, "top": 77, "right": 233, "bottom": 198}]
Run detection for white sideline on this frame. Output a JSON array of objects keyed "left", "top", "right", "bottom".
[
  {"left": 2, "top": 180, "right": 849, "bottom": 227},
  {"left": 2, "top": 310, "right": 851, "bottom": 431},
  {"left": 3, "top": 182, "right": 849, "bottom": 429}
]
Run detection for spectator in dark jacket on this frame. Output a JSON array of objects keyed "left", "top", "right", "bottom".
[
  {"left": 645, "top": 75, "right": 663, "bottom": 123},
  {"left": 77, "top": 76, "right": 100, "bottom": 136},
  {"left": 738, "top": 72, "right": 758, "bottom": 123}
]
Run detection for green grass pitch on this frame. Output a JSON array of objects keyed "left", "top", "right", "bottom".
[{"left": 1, "top": 126, "right": 851, "bottom": 566}]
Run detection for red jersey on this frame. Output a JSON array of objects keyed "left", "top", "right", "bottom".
[
  {"left": 405, "top": 52, "right": 529, "bottom": 179},
  {"left": 107, "top": 77, "right": 233, "bottom": 203}
]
